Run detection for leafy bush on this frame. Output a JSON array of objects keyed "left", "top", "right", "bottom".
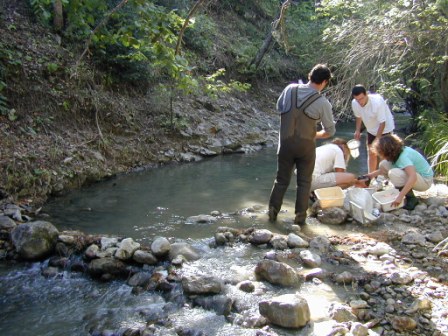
[{"left": 418, "top": 111, "right": 448, "bottom": 176}]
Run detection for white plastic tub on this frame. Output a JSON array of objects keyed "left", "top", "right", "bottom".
[
  {"left": 314, "top": 186, "right": 344, "bottom": 209},
  {"left": 372, "top": 188, "right": 404, "bottom": 212}
]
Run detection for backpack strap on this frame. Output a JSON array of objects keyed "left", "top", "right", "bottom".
[{"left": 290, "top": 85, "right": 322, "bottom": 120}]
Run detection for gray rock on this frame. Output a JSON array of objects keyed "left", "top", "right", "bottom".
[
  {"left": 389, "top": 315, "right": 417, "bottom": 331},
  {"left": 299, "top": 249, "right": 321, "bottom": 268},
  {"left": 84, "top": 244, "right": 99, "bottom": 259},
  {"left": 287, "top": 233, "right": 309, "bottom": 248},
  {"left": 186, "top": 214, "right": 218, "bottom": 224},
  {"left": 133, "top": 250, "right": 158, "bottom": 265},
  {"left": 329, "top": 303, "right": 357, "bottom": 322},
  {"left": 270, "top": 235, "right": 288, "bottom": 250},
  {"left": 115, "top": 238, "right": 140, "bottom": 260},
  {"left": 0, "top": 215, "right": 16, "bottom": 229},
  {"left": 317, "top": 207, "right": 347, "bottom": 225},
  {"left": 390, "top": 272, "right": 413, "bottom": 285},
  {"left": 249, "top": 229, "right": 273, "bottom": 245},
  {"left": 255, "top": 259, "right": 300, "bottom": 287},
  {"left": 101, "top": 237, "right": 118, "bottom": 250},
  {"left": 192, "top": 295, "right": 233, "bottom": 316},
  {"left": 426, "top": 230, "right": 444, "bottom": 243},
  {"left": 87, "top": 257, "right": 128, "bottom": 278},
  {"left": 181, "top": 274, "right": 223, "bottom": 295},
  {"left": 309, "top": 235, "right": 331, "bottom": 253},
  {"left": 151, "top": 237, "right": 171, "bottom": 257},
  {"left": 402, "top": 231, "right": 426, "bottom": 246},
  {"left": 259, "top": 294, "right": 310, "bottom": 328},
  {"left": 168, "top": 242, "right": 201, "bottom": 261},
  {"left": 11, "top": 221, "right": 59, "bottom": 260},
  {"left": 128, "top": 272, "right": 152, "bottom": 287},
  {"left": 236, "top": 280, "right": 255, "bottom": 293}
]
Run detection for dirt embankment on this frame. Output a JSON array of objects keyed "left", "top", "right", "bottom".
[{"left": 0, "top": 1, "right": 282, "bottom": 207}]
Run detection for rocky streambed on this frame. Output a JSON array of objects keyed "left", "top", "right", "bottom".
[{"left": 1, "top": 184, "right": 448, "bottom": 336}]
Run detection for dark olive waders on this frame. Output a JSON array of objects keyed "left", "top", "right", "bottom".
[{"left": 269, "top": 87, "right": 322, "bottom": 224}]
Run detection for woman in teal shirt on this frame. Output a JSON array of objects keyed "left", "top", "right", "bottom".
[{"left": 366, "top": 133, "right": 433, "bottom": 210}]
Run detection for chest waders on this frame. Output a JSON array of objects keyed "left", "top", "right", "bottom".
[{"left": 269, "top": 86, "right": 322, "bottom": 224}]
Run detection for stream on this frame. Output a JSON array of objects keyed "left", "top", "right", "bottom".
[{"left": 1, "top": 121, "right": 410, "bottom": 336}]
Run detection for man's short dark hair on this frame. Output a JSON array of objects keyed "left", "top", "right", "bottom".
[
  {"left": 352, "top": 84, "right": 367, "bottom": 96},
  {"left": 308, "top": 64, "right": 332, "bottom": 84}
]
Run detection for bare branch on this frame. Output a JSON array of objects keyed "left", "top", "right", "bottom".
[{"left": 175, "top": 0, "right": 207, "bottom": 56}]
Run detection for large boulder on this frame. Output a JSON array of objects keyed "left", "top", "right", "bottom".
[
  {"left": 10, "top": 221, "right": 59, "bottom": 260},
  {"left": 255, "top": 259, "right": 300, "bottom": 287},
  {"left": 259, "top": 294, "right": 310, "bottom": 328}
]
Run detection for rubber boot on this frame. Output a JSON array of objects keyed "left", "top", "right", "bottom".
[
  {"left": 268, "top": 206, "right": 278, "bottom": 222},
  {"left": 403, "top": 190, "right": 418, "bottom": 210}
]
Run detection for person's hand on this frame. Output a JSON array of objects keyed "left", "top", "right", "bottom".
[
  {"left": 392, "top": 195, "right": 404, "bottom": 208},
  {"left": 354, "top": 131, "right": 361, "bottom": 140},
  {"left": 355, "top": 175, "right": 371, "bottom": 188}
]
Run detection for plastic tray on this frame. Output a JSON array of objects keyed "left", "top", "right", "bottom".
[
  {"left": 372, "top": 188, "right": 404, "bottom": 211},
  {"left": 314, "top": 186, "right": 344, "bottom": 209}
]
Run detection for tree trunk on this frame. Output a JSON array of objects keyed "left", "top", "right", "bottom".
[
  {"left": 441, "top": 59, "right": 448, "bottom": 115},
  {"left": 248, "top": 0, "right": 292, "bottom": 70},
  {"left": 249, "top": 33, "right": 274, "bottom": 69},
  {"left": 53, "top": 0, "right": 64, "bottom": 33}
]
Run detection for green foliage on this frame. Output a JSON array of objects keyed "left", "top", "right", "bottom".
[
  {"left": 182, "top": 14, "right": 216, "bottom": 56},
  {"left": 320, "top": 0, "right": 448, "bottom": 118},
  {"left": 418, "top": 111, "right": 448, "bottom": 176},
  {"left": 29, "top": 0, "right": 53, "bottom": 25},
  {"left": 46, "top": 62, "right": 59, "bottom": 73},
  {"left": 203, "top": 68, "right": 251, "bottom": 98}
]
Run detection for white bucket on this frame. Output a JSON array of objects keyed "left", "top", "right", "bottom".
[{"left": 347, "top": 139, "right": 360, "bottom": 158}]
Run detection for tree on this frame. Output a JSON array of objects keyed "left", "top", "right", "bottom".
[
  {"left": 249, "top": 0, "right": 293, "bottom": 70},
  {"left": 320, "top": 0, "right": 448, "bottom": 121}
]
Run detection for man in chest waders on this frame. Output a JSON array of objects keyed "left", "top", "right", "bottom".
[{"left": 269, "top": 64, "right": 336, "bottom": 225}]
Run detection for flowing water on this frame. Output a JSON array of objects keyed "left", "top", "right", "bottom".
[{"left": 1, "top": 121, "right": 408, "bottom": 336}]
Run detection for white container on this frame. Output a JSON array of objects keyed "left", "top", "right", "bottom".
[
  {"left": 347, "top": 139, "right": 360, "bottom": 158},
  {"left": 314, "top": 186, "right": 345, "bottom": 209},
  {"left": 372, "top": 188, "right": 404, "bottom": 212},
  {"left": 350, "top": 201, "right": 378, "bottom": 225}
]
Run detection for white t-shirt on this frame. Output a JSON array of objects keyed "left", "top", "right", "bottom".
[
  {"left": 351, "top": 94, "right": 395, "bottom": 135},
  {"left": 313, "top": 143, "right": 346, "bottom": 176}
]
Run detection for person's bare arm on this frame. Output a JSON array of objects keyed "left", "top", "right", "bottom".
[{"left": 354, "top": 117, "right": 363, "bottom": 140}]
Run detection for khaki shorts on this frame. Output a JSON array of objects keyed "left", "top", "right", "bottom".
[
  {"left": 311, "top": 173, "right": 337, "bottom": 191},
  {"left": 379, "top": 160, "right": 433, "bottom": 191}
]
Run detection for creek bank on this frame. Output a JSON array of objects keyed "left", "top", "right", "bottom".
[
  {"left": 1, "top": 187, "right": 448, "bottom": 336},
  {"left": 1, "top": 0, "right": 284, "bottom": 207}
]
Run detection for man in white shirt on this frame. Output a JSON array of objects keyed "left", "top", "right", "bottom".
[
  {"left": 352, "top": 84, "right": 395, "bottom": 173},
  {"left": 311, "top": 138, "right": 360, "bottom": 191}
]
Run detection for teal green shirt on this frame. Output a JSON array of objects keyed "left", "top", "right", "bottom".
[{"left": 393, "top": 147, "right": 433, "bottom": 178}]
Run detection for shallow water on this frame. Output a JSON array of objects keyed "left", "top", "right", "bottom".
[
  {"left": 2, "top": 119, "right": 412, "bottom": 336},
  {"left": 41, "top": 122, "right": 370, "bottom": 244}
]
